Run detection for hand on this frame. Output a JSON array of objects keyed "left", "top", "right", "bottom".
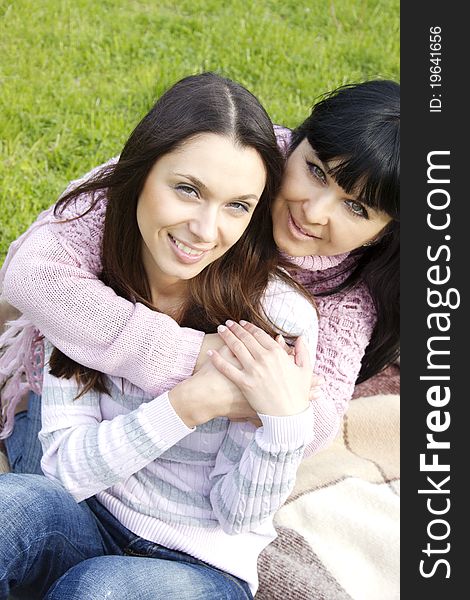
[
  {"left": 169, "top": 344, "right": 259, "bottom": 428},
  {"left": 309, "top": 374, "right": 324, "bottom": 402},
  {"left": 209, "top": 320, "right": 312, "bottom": 417},
  {"left": 275, "top": 333, "right": 323, "bottom": 402},
  {"left": 193, "top": 333, "right": 225, "bottom": 374},
  {"left": 215, "top": 347, "right": 262, "bottom": 428}
]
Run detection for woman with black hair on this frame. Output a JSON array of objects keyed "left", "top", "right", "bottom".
[{"left": 272, "top": 79, "right": 399, "bottom": 431}]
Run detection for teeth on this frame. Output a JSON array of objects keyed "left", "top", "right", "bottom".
[
  {"left": 299, "top": 225, "right": 313, "bottom": 236},
  {"left": 293, "top": 217, "right": 315, "bottom": 238},
  {"left": 172, "top": 236, "right": 204, "bottom": 256}
]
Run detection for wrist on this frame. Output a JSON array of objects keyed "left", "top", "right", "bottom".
[
  {"left": 194, "top": 333, "right": 224, "bottom": 374},
  {"left": 169, "top": 378, "right": 214, "bottom": 427}
]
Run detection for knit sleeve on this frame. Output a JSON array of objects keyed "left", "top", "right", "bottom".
[
  {"left": 208, "top": 276, "right": 317, "bottom": 534},
  {"left": 303, "top": 284, "right": 376, "bottom": 457},
  {"left": 263, "top": 280, "right": 346, "bottom": 456},
  {"left": 209, "top": 406, "right": 313, "bottom": 534},
  {"left": 39, "top": 344, "right": 194, "bottom": 503},
  {"left": 2, "top": 215, "right": 204, "bottom": 397},
  {"left": 260, "top": 275, "right": 318, "bottom": 363},
  {"left": 274, "top": 125, "right": 292, "bottom": 157}
]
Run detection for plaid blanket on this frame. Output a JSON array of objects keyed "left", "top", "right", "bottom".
[
  {"left": 256, "top": 365, "right": 400, "bottom": 599},
  {"left": 0, "top": 366, "right": 399, "bottom": 599}
]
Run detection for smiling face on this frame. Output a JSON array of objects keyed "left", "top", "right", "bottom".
[
  {"left": 136, "top": 133, "right": 266, "bottom": 300},
  {"left": 272, "top": 139, "right": 392, "bottom": 257}
]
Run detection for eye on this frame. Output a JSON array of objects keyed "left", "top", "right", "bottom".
[
  {"left": 306, "top": 161, "right": 327, "bottom": 184},
  {"left": 344, "top": 199, "right": 369, "bottom": 219},
  {"left": 176, "top": 184, "right": 199, "bottom": 198},
  {"left": 226, "top": 201, "right": 250, "bottom": 214}
]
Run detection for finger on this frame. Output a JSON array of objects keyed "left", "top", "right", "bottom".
[
  {"left": 238, "top": 320, "right": 279, "bottom": 351},
  {"left": 216, "top": 325, "right": 255, "bottom": 365},
  {"left": 208, "top": 349, "right": 245, "bottom": 387},
  {"left": 275, "top": 334, "right": 290, "bottom": 354},
  {"left": 218, "top": 344, "right": 243, "bottom": 368},
  {"left": 309, "top": 374, "right": 324, "bottom": 390},
  {"left": 276, "top": 335, "right": 296, "bottom": 363},
  {"left": 276, "top": 335, "right": 296, "bottom": 358},
  {"left": 293, "top": 336, "right": 312, "bottom": 370},
  {"left": 309, "top": 389, "right": 322, "bottom": 402},
  {"left": 223, "top": 320, "right": 267, "bottom": 360}
]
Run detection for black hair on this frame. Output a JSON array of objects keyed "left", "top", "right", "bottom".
[{"left": 291, "top": 80, "right": 400, "bottom": 382}]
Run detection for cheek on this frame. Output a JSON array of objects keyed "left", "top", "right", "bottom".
[
  {"left": 138, "top": 193, "right": 176, "bottom": 228},
  {"left": 279, "top": 173, "right": 296, "bottom": 198},
  {"left": 136, "top": 192, "right": 156, "bottom": 224},
  {"left": 220, "top": 218, "right": 251, "bottom": 250},
  {"left": 344, "top": 224, "right": 378, "bottom": 248}
]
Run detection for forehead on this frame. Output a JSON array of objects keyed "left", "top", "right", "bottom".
[
  {"left": 292, "top": 140, "right": 392, "bottom": 223},
  {"left": 155, "top": 133, "right": 266, "bottom": 197}
]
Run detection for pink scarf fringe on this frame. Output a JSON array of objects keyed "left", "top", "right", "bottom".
[{"left": 0, "top": 316, "right": 44, "bottom": 438}]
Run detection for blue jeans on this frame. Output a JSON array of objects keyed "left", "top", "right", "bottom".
[
  {"left": 4, "top": 392, "right": 43, "bottom": 475},
  {"left": 0, "top": 474, "right": 253, "bottom": 600}
]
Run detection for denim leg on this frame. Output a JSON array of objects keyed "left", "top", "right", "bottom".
[
  {"left": 46, "top": 553, "right": 253, "bottom": 600},
  {"left": 4, "top": 392, "right": 43, "bottom": 475},
  {"left": 0, "top": 474, "right": 120, "bottom": 600}
]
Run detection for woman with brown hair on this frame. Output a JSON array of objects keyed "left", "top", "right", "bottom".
[{"left": 0, "top": 72, "right": 318, "bottom": 599}]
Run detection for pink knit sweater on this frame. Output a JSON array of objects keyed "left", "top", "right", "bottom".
[{"left": 0, "top": 131, "right": 376, "bottom": 451}]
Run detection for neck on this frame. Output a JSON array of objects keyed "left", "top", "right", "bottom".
[
  {"left": 141, "top": 245, "right": 188, "bottom": 317},
  {"left": 147, "top": 277, "right": 187, "bottom": 319}
]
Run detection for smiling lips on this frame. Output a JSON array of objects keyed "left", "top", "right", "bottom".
[
  {"left": 287, "top": 211, "right": 321, "bottom": 240},
  {"left": 168, "top": 234, "right": 214, "bottom": 264}
]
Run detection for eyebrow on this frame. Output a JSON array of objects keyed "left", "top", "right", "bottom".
[
  {"left": 173, "top": 173, "right": 259, "bottom": 202},
  {"left": 306, "top": 150, "right": 360, "bottom": 202}
]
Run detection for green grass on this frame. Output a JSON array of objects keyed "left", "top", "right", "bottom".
[{"left": 0, "top": 0, "right": 399, "bottom": 262}]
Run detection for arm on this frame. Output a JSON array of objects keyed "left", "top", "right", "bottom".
[
  {"left": 39, "top": 334, "right": 264, "bottom": 502},
  {"left": 39, "top": 344, "right": 195, "bottom": 502},
  {"left": 2, "top": 207, "right": 205, "bottom": 397},
  {"left": 259, "top": 275, "right": 345, "bottom": 455},
  {"left": 206, "top": 279, "right": 318, "bottom": 534},
  {"left": 209, "top": 408, "right": 313, "bottom": 534},
  {"left": 304, "top": 285, "right": 376, "bottom": 456}
]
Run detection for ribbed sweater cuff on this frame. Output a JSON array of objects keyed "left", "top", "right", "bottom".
[
  {"left": 257, "top": 404, "right": 314, "bottom": 449},
  {"left": 174, "top": 327, "right": 205, "bottom": 378},
  {"left": 141, "top": 392, "right": 195, "bottom": 445}
]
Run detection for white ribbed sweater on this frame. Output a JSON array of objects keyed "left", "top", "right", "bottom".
[{"left": 39, "top": 275, "right": 318, "bottom": 594}]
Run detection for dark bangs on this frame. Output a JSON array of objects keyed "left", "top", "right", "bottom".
[{"left": 291, "top": 80, "right": 400, "bottom": 221}]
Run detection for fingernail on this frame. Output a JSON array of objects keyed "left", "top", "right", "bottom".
[
  {"left": 239, "top": 320, "right": 247, "bottom": 326},
  {"left": 217, "top": 325, "right": 227, "bottom": 333},
  {"left": 206, "top": 350, "right": 213, "bottom": 356},
  {"left": 225, "top": 320, "right": 234, "bottom": 327}
]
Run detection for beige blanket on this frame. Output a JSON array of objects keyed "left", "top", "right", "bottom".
[{"left": 256, "top": 366, "right": 400, "bottom": 599}]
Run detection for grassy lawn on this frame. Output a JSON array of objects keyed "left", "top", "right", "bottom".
[{"left": 0, "top": 0, "right": 399, "bottom": 262}]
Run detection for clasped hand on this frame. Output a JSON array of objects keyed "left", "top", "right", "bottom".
[{"left": 209, "top": 320, "right": 313, "bottom": 418}]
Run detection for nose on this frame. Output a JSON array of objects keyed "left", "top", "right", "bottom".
[
  {"left": 301, "top": 191, "right": 334, "bottom": 226},
  {"left": 188, "top": 206, "right": 219, "bottom": 243}
]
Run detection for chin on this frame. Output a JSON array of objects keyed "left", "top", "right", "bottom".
[
  {"left": 276, "top": 236, "right": 315, "bottom": 258},
  {"left": 284, "top": 246, "right": 310, "bottom": 257}
]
